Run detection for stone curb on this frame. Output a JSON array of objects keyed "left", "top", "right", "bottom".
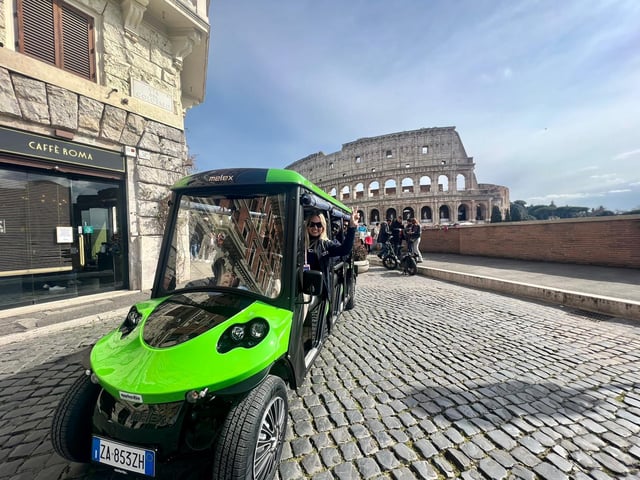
[
  {"left": 0, "top": 307, "right": 129, "bottom": 347},
  {"left": 370, "top": 258, "right": 640, "bottom": 322}
]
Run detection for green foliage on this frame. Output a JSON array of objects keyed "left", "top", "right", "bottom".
[
  {"left": 509, "top": 202, "right": 526, "bottom": 221},
  {"left": 352, "top": 241, "right": 368, "bottom": 261},
  {"left": 512, "top": 200, "right": 635, "bottom": 220},
  {"left": 490, "top": 206, "right": 502, "bottom": 223}
]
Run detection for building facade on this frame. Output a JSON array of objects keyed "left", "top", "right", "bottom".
[
  {"left": 287, "top": 127, "right": 509, "bottom": 226},
  {"left": 0, "top": 0, "right": 210, "bottom": 310}
]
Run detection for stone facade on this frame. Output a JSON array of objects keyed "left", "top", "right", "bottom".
[
  {"left": 287, "top": 127, "right": 509, "bottom": 225},
  {"left": 0, "top": 0, "right": 210, "bottom": 292}
]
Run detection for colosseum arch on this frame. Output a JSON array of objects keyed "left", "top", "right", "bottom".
[
  {"left": 458, "top": 203, "right": 471, "bottom": 221},
  {"left": 401, "top": 177, "right": 414, "bottom": 194},
  {"left": 419, "top": 176, "right": 432, "bottom": 193},
  {"left": 384, "top": 179, "right": 397, "bottom": 195},
  {"left": 402, "top": 207, "right": 415, "bottom": 220},
  {"left": 368, "top": 181, "right": 380, "bottom": 198},
  {"left": 370, "top": 209, "right": 380, "bottom": 223},
  {"left": 354, "top": 182, "right": 365, "bottom": 201},
  {"left": 439, "top": 205, "right": 450, "bottom": 222},
  {"left": 476, "top": 204, "right": 488, "bottom": 221},
  {"left": 385, "top": 208, "right": 397, "bottom": 220},
  {"left": 286, "top": 127, "right": 509, "bottom": 226},
  {"left": 341, "top": 185, "right": 350, "bottom": 201},
  {"left": 421, "top": 206, "right": 433, "bottom": 222},
  {"left": 438, "top": 175, "right": 449, "bottom": 192}
]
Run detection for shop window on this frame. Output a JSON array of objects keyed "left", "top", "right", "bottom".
[{"left": 16, "top": 0, "right": 96, "bottom": 81}]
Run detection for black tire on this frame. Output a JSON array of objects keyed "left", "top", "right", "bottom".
[
  {"left": 344, "top": 270, "right": 356, "bottom": 310},
  {"left": 212, "top": 375, "right": 288, "bottom": 480},
  {"left": 383, "top": 255, "right": 397, "bottom": 270},
  {"left": 404, "top": 256, "right": 418, "bottom": 275},
  {"left": 51, "top": 373, "right": 100, "bottom": 463}
]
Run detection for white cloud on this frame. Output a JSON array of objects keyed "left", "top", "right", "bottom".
[{"left": 613, "top": 148, "right": 640, "bottom": 160}]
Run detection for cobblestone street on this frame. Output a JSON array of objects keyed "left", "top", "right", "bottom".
[{"left": 0, "top": 266, "right": 639, "bottom": 479}]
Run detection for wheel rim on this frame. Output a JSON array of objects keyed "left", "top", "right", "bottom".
[{"left": 253, "top": 395, "right": 286, "bottom": 480}]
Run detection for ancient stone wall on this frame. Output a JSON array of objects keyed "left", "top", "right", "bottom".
[{"left": 287, "top": 127, "right": 509, "bottom": 225}]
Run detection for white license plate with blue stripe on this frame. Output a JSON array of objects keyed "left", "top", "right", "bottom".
[{"left": 92, "top": 436, "right": 155, "bottom": 477}]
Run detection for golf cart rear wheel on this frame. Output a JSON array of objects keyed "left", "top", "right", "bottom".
[
  {"left": 383, "top": 255, "right": 397, "bottom": 270},
  {"left": 212, "top": 375, "right": 288, "bottom": 480},
  {"left": 51, "top": 372, "right": 100, "bottom": 463},
  {"left": 344, "top": 271, "right": 356, "bottom": 310}
]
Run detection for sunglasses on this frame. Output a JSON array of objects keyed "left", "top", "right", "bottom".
[{"left": 307, "top": 221, "right": 323, "bottom": 228}]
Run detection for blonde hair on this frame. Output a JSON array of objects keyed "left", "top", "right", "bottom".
[{"left": 306, "top": 212, "right": 329, "bottom": 243}]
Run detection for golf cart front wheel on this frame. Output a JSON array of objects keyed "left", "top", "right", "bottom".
[
  {"left": 51, "top": 372, "right": 100, "bottom": 463},
  {"left": 212, "top": 375, "right": 288, "bottom": 480}
]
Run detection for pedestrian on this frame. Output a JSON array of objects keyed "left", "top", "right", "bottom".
[
  {"left": 376, "top": 219, "right": 391, "bottom": 258},
  {"left": 390, "top": 217, "right": 404, "bottom": 256},
  {"left": 190, "top": 231, "right": 200, "bottom": 260},
  {"left": 406, "top": 218, "right": 423, "bottom": 262},
  {"left": 364, "top": 233, "right": 373, "bottom": 253}
]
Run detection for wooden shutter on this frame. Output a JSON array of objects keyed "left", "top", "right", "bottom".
[
  {"left": 61, "top": 3, "right": 95, "bottom": 79},
  {"left": 18, "top": 0, "right": 56, "bottom": 66},
  {"left": 16, "top": 0, "right": 96, "bottom": 81}
]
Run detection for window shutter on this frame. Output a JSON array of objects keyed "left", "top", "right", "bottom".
[
  {"left": 61, "top": 4, "right": 95, "bottom": 80},
  {"left": 18, "top": 0, "right": 56, "bottom": 66},
  {"left": 17, "top": 0, "right": 96, "bottom": 82}
]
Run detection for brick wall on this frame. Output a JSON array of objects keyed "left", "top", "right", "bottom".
[{"left": 419, "top": 215, "right": 640, "bottom": 269}]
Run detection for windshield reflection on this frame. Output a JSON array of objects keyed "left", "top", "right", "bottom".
[{"left": 160, "top": 193, "right": 286, "bottom": 298}]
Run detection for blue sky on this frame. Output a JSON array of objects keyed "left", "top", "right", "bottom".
[{"left": 185, "top": 0, "right": 640, "bottom": 212}]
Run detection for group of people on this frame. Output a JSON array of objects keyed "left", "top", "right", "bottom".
[{"left": 373, "top": 217, "right": 423, "bottom": 262}]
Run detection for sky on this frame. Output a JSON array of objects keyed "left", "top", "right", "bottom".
[{"left": 184, "top": 0, "right": 640, "bottom": 212}]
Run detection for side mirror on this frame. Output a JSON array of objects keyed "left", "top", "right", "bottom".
[{"left": 302, "top": 270, "right": 323, "bottom": 296}]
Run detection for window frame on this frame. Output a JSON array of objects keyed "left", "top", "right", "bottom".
[{"left": 16, "top": 0, "right": 97, "bottom": 81}]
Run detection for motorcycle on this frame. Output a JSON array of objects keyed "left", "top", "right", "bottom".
[{"left": 380, "top": 241, "right": 419, "bottom": 275}]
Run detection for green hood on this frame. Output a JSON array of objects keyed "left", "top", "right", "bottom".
[{"left": 90, "top": 293, "right": 292, "bottom": 404}]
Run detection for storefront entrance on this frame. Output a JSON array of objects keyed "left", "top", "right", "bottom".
[{"left": 0, "top": 167, "right": 127, "bottom": 309}]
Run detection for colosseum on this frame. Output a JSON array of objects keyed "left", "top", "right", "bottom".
[{"left": 286, "top": 126, "right": 509, "bottom": 226}]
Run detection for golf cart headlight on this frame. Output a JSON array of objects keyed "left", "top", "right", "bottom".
[
  {"left": 249, "top": 320, "right": 267, "bottom": 339},
  {"left": 217, "top": 318, "right": 270, "bottom": 354},
  {"left": 119, "top": 306, "right": 143, "bottom": 337},
  {"left": 230, "top": 325, "right": 245, "bottom": 341}
]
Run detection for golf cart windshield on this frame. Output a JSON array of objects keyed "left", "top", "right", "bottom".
[{"left": 159, "top": 192, "right": 286, "bottom": 298}]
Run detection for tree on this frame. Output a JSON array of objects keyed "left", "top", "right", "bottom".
[
  {"left": 491, "top": 206, "right": 502, "bottom": 223},
  {"left": 510, "top": 202, "right": 527, "bottom": 221},
  {"left": 504, "top": 209, "right": 511, "bottom": 222}
]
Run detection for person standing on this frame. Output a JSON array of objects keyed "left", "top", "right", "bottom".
[
  {"left": 376, "top": 219, "right": 391, "bottom": 258},
  {"left": 406, "top": 218, "right": 423, "bottom": 263},
  {"left": 390, "top": 217, "right": 404, "bottom": 256}
]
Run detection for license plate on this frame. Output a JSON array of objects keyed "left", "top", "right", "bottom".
[{"left": 92, "top": 436, "right": 155, "bottom": 477}]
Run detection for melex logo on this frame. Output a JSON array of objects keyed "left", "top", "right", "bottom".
[
  {"left": 28, "top": 141, "right": 94, "bottom": 160},
  {"left": 207, "top": 174, "right": 234, "bottom": 183},
  {"left": 119, "top": 391, "right": 143, "bottom": 403}
]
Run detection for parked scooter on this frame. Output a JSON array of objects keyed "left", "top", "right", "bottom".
[{"left": 380, "top": 241, "right": 419, "bottom": 275}]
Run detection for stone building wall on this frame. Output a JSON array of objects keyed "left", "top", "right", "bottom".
[
  {"left": 0, "top": 0, "right": 210, "bottom": 292},
  {"left": 287, "top": 127, "right": 509, "bottom": 225}
]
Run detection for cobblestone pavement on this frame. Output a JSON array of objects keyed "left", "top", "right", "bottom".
[{"left": 0, "top": 266, "right": 639, "bottom": 479}]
